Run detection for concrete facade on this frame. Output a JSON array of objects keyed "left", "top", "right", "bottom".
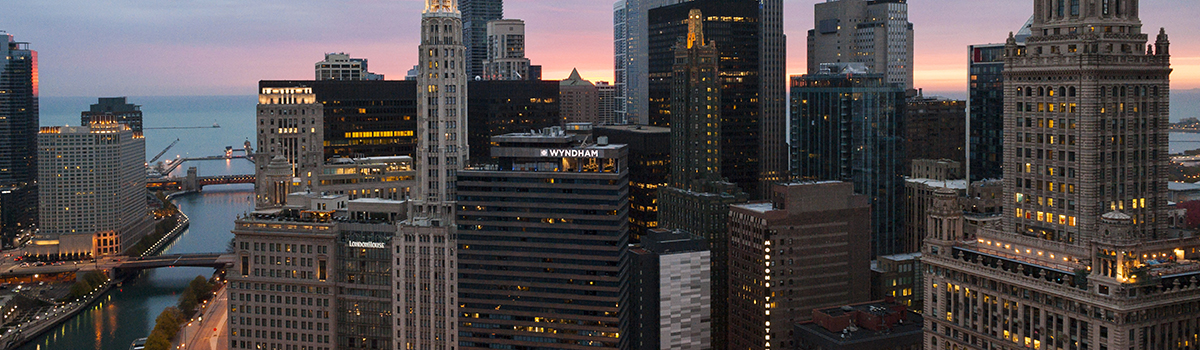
[
  {"left": 807, "top": 0, "right": 913, "bottom": 89},
  {"left": 482, "top": 19, "right": 530, "bottom": 81}
]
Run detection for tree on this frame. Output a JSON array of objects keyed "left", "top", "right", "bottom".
[{"left": 189, "top": 275, "right": 212, "bottom": 299}]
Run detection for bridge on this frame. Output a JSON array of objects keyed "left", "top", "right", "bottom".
[
  {"left": 0, "top": 253, "right": 234, "bottom": 278},
  {"left": 147, "top": 167, "right": 255, "bottom": 192}
]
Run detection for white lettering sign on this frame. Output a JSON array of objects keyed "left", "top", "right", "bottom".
[
  {"left": 348, "top": 241, "right": 386, "bottom": 249},
  {"left": 541, "top": 149, "right": 600, "bottom": 158}
]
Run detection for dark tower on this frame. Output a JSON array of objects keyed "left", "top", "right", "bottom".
[
  {"left": 461, "top": 0, "right": 502, "bottom": 79},
  {"left": 0, "top": 32, "right": 38, "bottom": 244}
]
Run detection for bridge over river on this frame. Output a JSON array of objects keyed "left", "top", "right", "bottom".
[{"left": 1, "top": 253, "right": 234, "bottom": 278}]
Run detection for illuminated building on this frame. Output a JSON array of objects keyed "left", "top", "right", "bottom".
[
  {"left": 807, "top": 0, "right": 913, "bottom": 89},
  {"left": 727, "top": 181, "right": 872, "bottom": 350},
  {"left": 923, "top": 2, "right": 1193, "bottom": 348},
  {"left": 456, "top": 129, "right": 630, "bottom": 350},
  {"left": 594, "top": 125, "right": 669, "bottom": 240},
  {"left": 647, "top": 0, "right": 787, "bottom": 199},
  {"left": 482, "top": 19, "right": 530, "bottom": 81},
  {"left": 314, "top": 52, "right": 383, "bottom": 81},
  {"left": 467, "top": 79, "right": 560, "bottom": 164},
  {"left": 791, "top": 63, "right": 906, "bottom": 257},
  {"left": 35, "top": 119, "right": 150, "bottom": 258},
  {"left": 81, "top": 97, "right": 143, "bottom": 133},
  {"left": 968, "top": 18, "right": 1030, "bottom": 182},
  {"left": 259, "top": 80, "right": 418, "bottom": 161},
  {"left": 0, "top": 32, "right": 38, "bottom": 243}
]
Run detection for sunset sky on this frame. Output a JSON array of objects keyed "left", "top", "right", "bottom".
[{"left": 8, "top": 0, "right": 1199, "bottom": 98}]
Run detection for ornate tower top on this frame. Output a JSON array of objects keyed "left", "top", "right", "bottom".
[
  {"left": 686, "top": 9, "right": 704, "bottom": 49},
  {"left": 425, "top": 0, "right": 458, "bottom": 15}
]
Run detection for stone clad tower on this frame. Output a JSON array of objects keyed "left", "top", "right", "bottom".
[{"left": 415, "top": 0, "right": 469, "bottom": 221}]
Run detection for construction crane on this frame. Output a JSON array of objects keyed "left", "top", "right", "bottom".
[{"left": 149, "top": 138, "right": 180, "bottom": 164}]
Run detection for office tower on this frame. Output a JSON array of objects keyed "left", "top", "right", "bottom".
[
  {"left": 81, "top": 97, "right": 143, "bottom": 133},
  {"left": 807, "top": 0, "right": 913, "bottom": 89},
  {"left": 482, "top": 19, "right": 530, "bottom": 80},
  {"left": 923, "top": 1, "right": 1190, "bottom": 348},
  {"left": 596, "top": 81, "right": 617, "bottom": 125},
  {"left": 614, "top": 0, "right": 688, "bottom": 125},
  {"left": 648, "top": 0, "right": 787, "bottom": 199},
  {"left": 791, "top": 63, "right": 906, "bottom": 257},
  {"left": 630, "top": 229, "right": 710, "bottom": 350},
  {"left": 461, "top": 0, "right": 502, "bottom": 79},
  {"left": 0, "top": 32, "right": 38, "bottom": 243},
  {"left": 560, "top": 69, "right": 599, "bottom": 125},
  {"left": 467, "top": 79, "right": 560, "bottom": 163},
  {"left": 903, "top": 159, "right": 965, "bottom": 254},
  {"left": 968, "top": 18, "right": 1031, "bottom": 181},
  {"left": 259, "top": 80, "right": 419, "bottom": 162},
  {"left": 904, "top": 92, "right": 966, "bottom": 169},
  {"left": 228, "top": 209, "right": 338, "bottom": 350},
  {"left": 35, "top": 119, "right": 150, "bottom": 258},
  {"left": 793, "top": 300, "right": 923, "bottom": 350},
  {"left": 254, "top": 86, "right": 324, "bottom": 203},
  {"left": 869, "top": 253, "right": 924, "bottom": 311},
  {"left": 315, "top": 52, "right": 383, "bottom": 81},
  {"left": 457, "top": 129, "right": 630, "bottom": 350},
  {"left": 594, "top": 125, "right": 669, "bottom": 240},
  {"left": 727, "top": 181, "right": 872, "bottom": 350}
]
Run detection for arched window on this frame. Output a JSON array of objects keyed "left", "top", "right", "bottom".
[{"left": 1069, "top": 87, "right": 1076, "bottom": 97}]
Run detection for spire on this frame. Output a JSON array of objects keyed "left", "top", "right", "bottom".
[
  {"left": 567, "top": 68, "right": 582, "bottom": 81},
  {"left": 686, "top": 9, "right": 704, "bottom": 49},
  {"left": 1156, "top": 27, "right": 1170, "bottom": 56}
]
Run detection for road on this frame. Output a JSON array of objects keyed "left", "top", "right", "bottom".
[{"left": 178, "top": 283, "right": 228, "bottom": 350}]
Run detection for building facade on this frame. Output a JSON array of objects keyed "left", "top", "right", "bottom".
[
  {"left": 727, "top": 181, "right": 872, "bottom": 350},
  {"left": 647, "top": 0, "right": 786, "bottom": 199},
  {"left": 594, "top": 125, "right": 669, "bottom": 241},
  {"left": 482, "top": 19, "right": 530, "bottom": 80},
  {"left": 905, "top": 93, "right": 966, "bottom": 170},
  {"left": 36, "top": 119, "right": 149, "bottom": 258},
  {"left": 0, "top": 33, "right": 38, "bottom": 243},
  {"left": 924, "top": 2, "right": 1192, "bottom": 349},
  {"left": 81, "top": 97, "right": 143, "bottom": 133},
  {"left": 259, "top": 80, "right": 419, "bottom": 161},
  {"left": 466, "top": 79, "right": 560, "bottom": 164},
  {"left": 461, "top": 0, "right": 503, "bottom": 79},
  {"left": 560, "top": 68, "right": 599, "bottom": 125},
  {"left": 968, "top": 18, "right": 1030, "bottom": 182},
  {"left": 456, "top": 130, "right": 630, "bottom": 350},
  {"left": 614, "top": 0, "right": 688, "bottom": 125},
  {"left": 807, "top": 0, "right": 913, "bottom": 89},
  {"left": 255, "top": 86, "right": 325, "bottom": 200},
  {"left": 791, "top": 64, "right": 906, "bottom": 257},
  {"left": 630, "top": 230, "right": 711, "bottom": 350},
  {"left": 596, "top": 81, "right": 617, "bottom": 125},
  {"left": 315, "top": 53, "right": 383, "bottom": 81}
]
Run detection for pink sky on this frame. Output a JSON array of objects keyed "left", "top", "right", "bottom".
[{"left": 8, "top": 0, "right": 1198, "bottom": 97}]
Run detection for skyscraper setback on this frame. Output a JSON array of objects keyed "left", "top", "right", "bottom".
[
  {"left": 923, "top": 1, "right": 1195, "bottom": 349},
  {"left": 0, "top": 32, "right": 38, "bottom": 243}
]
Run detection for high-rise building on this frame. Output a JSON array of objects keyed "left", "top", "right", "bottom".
[
  {"left": 594, "top": 125, "right": 670, "bottom": 240},
  {"left": 467, "top": 79, "right": 560, "bottom": 163},
  {"left": 482, "top": 19, "right": 530, "bottom": 80},
  {"left": 0, "top": 32, "right": 38, "bottom": 243},
  {"left": 904, "top": 92, "right": 966, "bottom": 170},
  {"left": 461, "top": 0, "right": 502, "bottom": 79},
  {"left": 559, "top": 69, "right": 599, "bottom": 125},
  {"left": 903, "top": 159, "right": 965, "bottom": 254},
  {"left": 35, "top": 119, "right": 150, "bottom": 258},
  {"left": 81, "top": 97, "right": 143, "bottom": 133},
  {"left": 968, "top": 18, "right": 1031, "bottom": 182},
  {"left": 254, "top": 86, "right": 324, "bottom": 202},
  {"left": 727, "top": 181, "right": 872, "bottom": 350},
  {"left": 596, "top": 81, "right": 617, "bottom": 125},
  {"left": 923, "top": 1, "right": 1194, "bottom": 349},
  {"left": 315, "top": 53, "right": 383, "bottom": 81},
  {"left": 807, "top": 0, "right": 913, "bottom": 89},
  {"left": 260, "top": 80, "right": 419, "bottom": 161},
  {"left": 654, "top": 11, "right": 748, "bottom": 349},
  {"left": 648, "top": 0, "right": 787, "bottom": 199},
  {"left": 791, "top": 63, "right": 906, "bottom": 257},
  {"left": 456, "top": 129, "right": 630, "bottom": 350},
  {"left": 630, "top": 229, "right": 711, "bottom": 350},
  {"left": 614, "top": 0, "right": 688, "bottom": 125}
]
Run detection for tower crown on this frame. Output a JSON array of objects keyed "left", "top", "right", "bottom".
[
  {"left": 425, "top": 0, "right": 458, "bottom": 14},
  {"left": 686, "top": 9, "right": 704, "bottom": 49}
]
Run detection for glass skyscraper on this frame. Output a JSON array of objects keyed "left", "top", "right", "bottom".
[{"left": 0, "top": 32, "right": 38, "bottom": 243}]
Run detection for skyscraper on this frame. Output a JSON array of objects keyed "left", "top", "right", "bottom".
[
  {"left": 560, "top": 68, "right": 599, "bottom": 125},
  {"left": 594, "top": 125, "right": 670, "bottom": 240},
  {"left": 0, "top": 32, "right": 38, "bottom": 243},
  {"left": 613, "top": 0, "right": 688, "bottom": 125},
  {"left": 81, "top": 97, "right": 143, "bottom": 133},
  {"left": 807, "top": 0, "right": 913, "bottom": 89},
  {"left": 596, "top": 81, "right": 617, "bottom": 125},
  {"left": 461, "top": 0, "right": 502, "bottom": 79},
  {"left": 655, "top": 11, "right": 748, "bottom": 350},
  {"left": 904, "top": 92, "right": 966, "bottom": 170},
  {"left": 254, "top": 86, "right": 325, "bottom": 203},
  {"left": 924, "top": 1, "right": 1193, "bottom": 349},
  {"left": 314, "top": 52, "right": 383, "bottom": 81},
  {"left": 482, "top": 19, "right": 530, "bottom": 80},
  {"left": 791, "top": 63, "right": 906, "bottom": 257},
  {"left": 968, "top": 18, "right": 1031, "bottom": 181},
  {"left": 456, "top": 130, "right": 630, "bottom": 350},
  {"left": 35, "top": 119, "right": 150, "bottom": 258},
  {"left": 630, "top": 229, "right": 711, "bottom": 350},
  {"left": 647, "top": 0, "right": 786, "bottom": 199}
]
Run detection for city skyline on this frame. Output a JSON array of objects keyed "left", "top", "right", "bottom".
[{"left": 7, "top": 0, "right": 1199, "bottom": 98}]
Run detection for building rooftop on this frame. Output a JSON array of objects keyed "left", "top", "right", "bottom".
[
  {"left": 735, "top": 202, "right": 776, "bottom": 213},
  {"left": 1168, "top": 181, "right": 1200, "bottom": 191},
  {"left": 905, "top": 178, "right": 968, "bottom": 190},
  {"left": 796, "top": 299, "right": 923, "bottom": 347},
  {"left": 594, "top": 125, "right": 670, "bottom": 134}
]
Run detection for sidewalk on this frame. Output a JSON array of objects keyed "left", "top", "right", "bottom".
[{"left": 173, "top": 283, "right": 228, "bottom": 350}]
